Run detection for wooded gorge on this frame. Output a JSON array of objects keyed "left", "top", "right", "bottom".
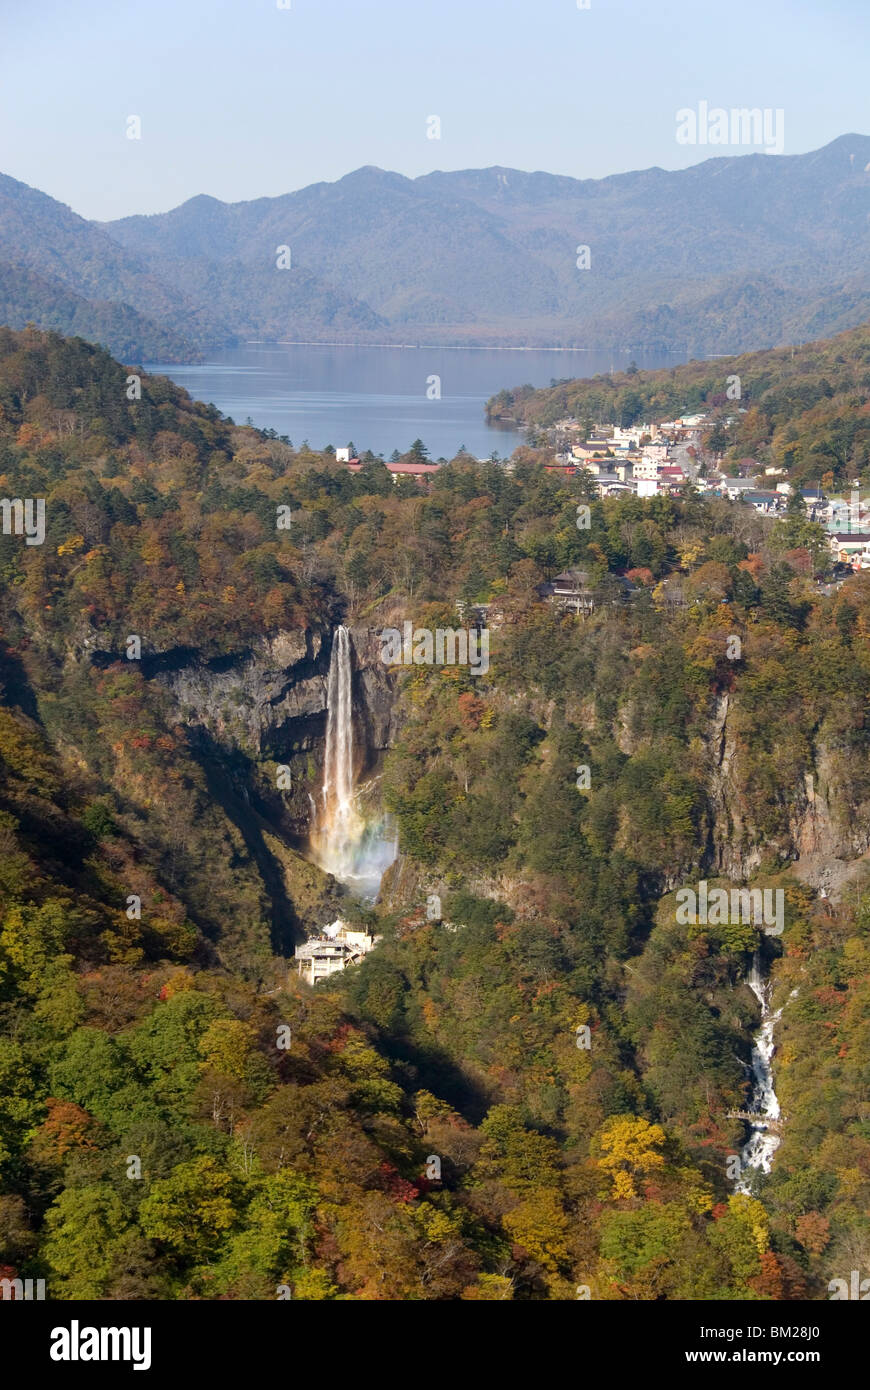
[{"left": 0, "top": 327, "right": 868, "bottom": 1300}]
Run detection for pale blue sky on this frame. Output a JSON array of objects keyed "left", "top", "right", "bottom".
[{"left": 1, "top": 0, "right": 868, "bottom": 220}]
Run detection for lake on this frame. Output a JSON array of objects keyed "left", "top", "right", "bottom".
[{"left": 145, "top": 342, "right": 685, "bottom": 460}]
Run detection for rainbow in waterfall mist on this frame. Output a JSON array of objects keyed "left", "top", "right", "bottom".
[{"left": 310, "top": 625, "right": 397, "bottom": 901}]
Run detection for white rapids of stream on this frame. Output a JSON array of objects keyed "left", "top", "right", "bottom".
[{"left": 735, "top": 952, "right": 783, "bottom": 1190}]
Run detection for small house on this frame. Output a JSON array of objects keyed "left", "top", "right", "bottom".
[{"left": 540, "top": 570, "right": 636, "bottom": 614}]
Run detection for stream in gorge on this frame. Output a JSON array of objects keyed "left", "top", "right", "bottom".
[
  {"left": 735, "top": 952, "right": 784, "bottom": 1191},
  {"left": 308, "top": 632, "right": 792, "bottom": 1180},
  {"left": 309, "top": 632, "right": 792, "bottom": 1165},
  {"left": 308, "top": 624, "right": 397, "bottom": 902}
]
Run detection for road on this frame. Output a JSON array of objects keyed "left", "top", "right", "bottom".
[{"left": 671, "top": 441, "right": 699, "bottom": 481}]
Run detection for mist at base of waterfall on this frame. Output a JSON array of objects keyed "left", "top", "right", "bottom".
[{"left": 310, "top": 812, "right": 398, "bottom": 904}]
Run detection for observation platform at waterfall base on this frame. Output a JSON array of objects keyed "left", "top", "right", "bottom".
[{"left": 294, "top": 921, "right": 381, "bottom": 986}]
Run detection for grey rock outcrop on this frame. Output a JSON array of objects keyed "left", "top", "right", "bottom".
[
  {"left": 149, "top": 624, "right": 399, "bottom": 762},
  {"left": 707, "top": 691, "right": 870, "bottom": 898}
]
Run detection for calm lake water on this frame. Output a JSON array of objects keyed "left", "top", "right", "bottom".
[{"left": 146, "top": 343, "right": 684, "bottom": 460}]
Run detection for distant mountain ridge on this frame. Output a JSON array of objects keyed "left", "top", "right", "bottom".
[{"left": 0, "top": 135, "right": 869, "bottom": 360}]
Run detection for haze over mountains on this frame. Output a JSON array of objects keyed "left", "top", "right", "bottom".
[{"left": 1, "top": 134, "right": 868, "bottom": 361}]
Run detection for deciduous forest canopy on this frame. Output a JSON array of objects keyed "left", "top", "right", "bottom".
[{"left": 0, "top": 326, "right": 868, "bottom": 1300}]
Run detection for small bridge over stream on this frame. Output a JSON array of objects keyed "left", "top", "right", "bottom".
[{"left": 726, "top": 1110, "right": 786, "bottom": 1133}]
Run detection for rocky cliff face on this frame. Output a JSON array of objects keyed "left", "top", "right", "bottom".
[
  {"left": 382, "top": 687, "right": 870, "bottom": 924},
  {"left": 348, "top": 624, "right": 400, "bottom": 757},
  {"left": 706, "top": 692, "right": 763, "bottom": 880},
  {"left": 148, "top": 624, "right": 400, "bottom": 763},
  {"left": 707, "top": 692, "right": 870, "bottom": 899},
  {"left": 57, "top": 623, "right": 402, "bottom": 955},
  {"left": 151, "top": 629, "right": 326, "bottom": 757}
]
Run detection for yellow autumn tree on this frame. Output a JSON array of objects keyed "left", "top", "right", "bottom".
[
  {"left": 461, "top": 1273, "right": 514, "bottom": 1300},
  {"left": 593, "top": 1115, "right": 667, "bottom": 1201},
  {"left": 198, "top": 1018, "right": 257, "bottom": 1081},
  {"left": 57, "top": 534, "right": 85, "bottom": 556},
  {"left": 503, "top": 1186, "right": 571, "bottom": 1273},
  {"left": 708, "top": 1192, "right": 769, "bottom": 1284}
]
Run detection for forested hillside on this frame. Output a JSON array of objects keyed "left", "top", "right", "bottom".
[
  {"left": 2, "top": 135, "right": 870, "bottom": 357},
  {"left": 98, "top": 134, "right": 870, "bottom": 351},
  {"left": 488, "top": 319, "right": 870, "bottom": 490},
  {"left": 0, "top": 262, "right": 196, "bottom": 365},
  {"left": 0, "top": 327, "right": 868, "bottom": 1300}
]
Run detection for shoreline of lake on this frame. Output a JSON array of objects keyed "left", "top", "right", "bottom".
[{"left": 146, "top": 342, "right": 685, "bottom": 460}]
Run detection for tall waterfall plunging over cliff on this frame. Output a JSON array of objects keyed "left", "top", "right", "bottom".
[
  {"left": 310, "top": 625, "right": 397, "bottom": 899},
  {"left": 322, "top": 625, "right": 360, "bottom": 860}
]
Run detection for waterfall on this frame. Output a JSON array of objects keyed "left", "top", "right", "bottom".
[
  {"left": 735, "top": 952, "right": 784, "bottom": 1190},
  {"left": 314, "top": 625, "right": 363, "bottom": 876},
  {"left": 323, "top": 625, "right": 357, "bottom": 841},
  {"left": 310, "top": 625, "right": 397, "bottom": 899}
]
